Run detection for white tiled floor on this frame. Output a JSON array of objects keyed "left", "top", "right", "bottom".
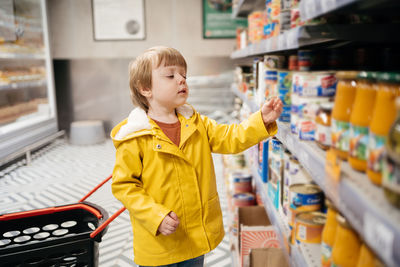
[{"left": 0, "top": 138, "right": 232, "bottom": 266}]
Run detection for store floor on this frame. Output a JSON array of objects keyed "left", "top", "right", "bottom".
[{"left": 0, "top": 138, "right": 232, "bottom": 267}]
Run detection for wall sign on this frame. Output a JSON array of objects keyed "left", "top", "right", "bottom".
[
  {"left": 92, "top": 0, "right": 145, "bottom": 41},
  {"left": 203, "top": 0, "right": 247, "bottom": 39}
]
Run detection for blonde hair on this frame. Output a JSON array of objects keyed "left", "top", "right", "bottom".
[{"left": 129, "top": 46, "right": 187, "bottom": 111}]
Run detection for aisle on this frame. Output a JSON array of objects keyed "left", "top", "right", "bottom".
[{"left": 0, "top": 138, "right": 232, "bottom": 267}]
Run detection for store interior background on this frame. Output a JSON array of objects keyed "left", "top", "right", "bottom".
[{"left": 50, "top": 0, "right": 237, "bottom": 133}]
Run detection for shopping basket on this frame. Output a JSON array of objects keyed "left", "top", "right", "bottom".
[{"left": 0, "top": 175, "right": 126, "bottom": 267}]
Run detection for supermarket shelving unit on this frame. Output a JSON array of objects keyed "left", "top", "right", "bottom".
[
  {"left": 232, "top": 83, "right": 400, "bottom": 267},
  {"left": 231, "top": 1, "right": 400, "bottom": 265},
  {"left": 0, "top": 0, "right": 58, "bottom": 164}
]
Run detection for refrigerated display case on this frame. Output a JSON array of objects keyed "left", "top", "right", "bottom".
[{"left": 0, "top": 0, "right": 58, "bottom": 164}]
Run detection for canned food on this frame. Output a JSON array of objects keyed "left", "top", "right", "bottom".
[
  {"left": 288, "top": 184, "right": 323, "bottom": 227},
  {"left": 296, "top": 72, "right": 337, "bottom": 97},
  {"left": 231, "top": 171, "right": 252, "bottom": 192},
  {"left": 233, "top": 192, "right": 255, "bottom": 207},
  {"left": 298, "top": 50, "right": 313, "bottom": 71},
  {"left": 295, "top": 212, "right": 326, "bottom": 244},
  {"left": 264, "top": 55, "right": 285, "bottom": 69}
]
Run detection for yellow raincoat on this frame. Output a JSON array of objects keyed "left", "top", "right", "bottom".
[{"left": 111, "top": 104, "right": 277, "bottom": 266}]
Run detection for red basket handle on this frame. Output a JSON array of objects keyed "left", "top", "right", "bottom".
[
  {"left": 90, "top": 206, "right": 126, "bottom": 238},
  {"left": 78, "top": 175, "right": 127, "bottom": 239}
]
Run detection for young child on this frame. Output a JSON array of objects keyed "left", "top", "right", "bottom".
[{"left": 111, "top": 46, "right": 283, "bottom": 267}]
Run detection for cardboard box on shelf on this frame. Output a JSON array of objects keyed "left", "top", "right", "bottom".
[
  {"left": 238, "top": 206, "right": 280, "bottom": 267},
  {"left": 250, "top": 247, "right": 289, "bottom": 267}
]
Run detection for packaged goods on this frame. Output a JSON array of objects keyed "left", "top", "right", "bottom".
[
  {"left": 290, "top": 8, "right": 301, "bottom": 29},
  {"left": 278, "top": 71, "right": 292, "bottom": 122},
  {"left": 258, "top": 140, "right": 270, "bottom": 183},
  {"left": 231, "top": 172, "right": 253, "bottom": 193},
  {"left": 331, "top": 214, "right": 361, "bottom": 267},
  {"left": 288, "top": 184, "right": 323, "bottom": 228},
  {"left": 294, "top": 212, "right": 326, "bottom": 244},
  {"left": 268, "top": 138, "right": 283, "bottom": 210},
  {"left": 264, "top": 55, "right": 285, "bottom": 69},
  {"left": 367, "top": 73, "right": 400, "bottom": 185},
  {"left": 331, "top": 71, "right": 358, "bottom": 160},
  {"left": 248, "top": 11, "right": 265, "bottom": 44},
  {"left": 321, "top": 200, "right": 339, "bottom": 267},
  {"left": 291, "top": 72, "right": 302, "bottom": 134},
  {"left": 267, "top": 0, "right": 281, "bottom": 37},
  {"left": 383, "top": 97, "right": 400, "bottom": 208},
  {"left": 288, "top": 55, "right": 298, "bottom": 71},
  {"left": 349, "top": 72, "right": 377, "bottom": 172},
  {"left": 315, "top": 102, "right": 334, "bottom": 150},
  {"left": 298, "top": 50, "right": 313, "bottom": 71},
  {"left": 280, "top": 10, "right": 291, "bottom": 33},
  {"left": 296, "top": 71, "right": 337, "bottom": 97},
  {"left": 233, "top": 192, "right": 256, "bottom": 207},
  {"left": 265, "top": 70, "right": 278, "bottom": 98}
]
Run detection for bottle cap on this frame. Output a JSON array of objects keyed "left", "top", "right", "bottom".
[{"left": 336, "top": 71, "right": 359, "bottom": 80}]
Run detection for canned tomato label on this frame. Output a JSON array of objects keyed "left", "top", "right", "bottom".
[
  {"left": 288, "top": 184, "right": 323, "bottom": 226},
  {"left": 231, "top": 172, "right": 252, "bottom": 193},
  {"left": 295, "top": 212, "right": 326, "bottom": 244}
]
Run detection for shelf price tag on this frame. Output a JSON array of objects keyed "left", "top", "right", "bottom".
[{"left": 364, "top": 212, "right": 394, "bottom": 265}]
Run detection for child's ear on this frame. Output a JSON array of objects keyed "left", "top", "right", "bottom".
[{"left": 139, "top": 86, "right": 152, "bottom": 98}]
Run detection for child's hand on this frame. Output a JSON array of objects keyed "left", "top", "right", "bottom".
[
  {"left": 158, "top": 211, "right": 180, "bottom": 235},
  {"left": 261, "top": 96, "right": 283, "bottom": 125}
]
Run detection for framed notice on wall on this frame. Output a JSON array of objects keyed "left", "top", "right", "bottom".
[
  {"left": 202, "top": 0, "right": 247, "bottom": 39},
  {"left": 92, "top": 0, "right": 145, "bottom": 41}
]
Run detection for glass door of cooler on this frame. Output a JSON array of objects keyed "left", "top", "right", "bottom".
[{"left": 0, "top": 0, "right": 57, "bottom": 164}]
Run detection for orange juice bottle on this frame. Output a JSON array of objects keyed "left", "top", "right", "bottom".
[
  {"left": 331, "top": 214, "right": 361, "bottom": 267},
  {"left": 331, "top": 71, "right": 358, "bottom": 160},
  {"left": 356, "top": 243, "right": 376, "bottom": 267},
  {"left": 321, "top": 199, "right": 338, "bottom": 267},
  {"left": 349, "top": 72, "right": 377, "bottom": 172},
  {"left": 367, "top": 73, "right": 400, "bottom": 185}
]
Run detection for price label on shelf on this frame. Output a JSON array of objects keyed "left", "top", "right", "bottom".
[{"left": 364, "top": 212, "right": 394, "bottom": 265}]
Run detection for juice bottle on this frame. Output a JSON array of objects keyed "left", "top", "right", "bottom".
[
  {"left": 383, "top": 96, "right": 400, "bottom": 208},
  {"left": 331, "top": 214, "right": 361, "bottom": 267},
  {"left": 356, "top": 243, "right": 376, "bottom": 267},
  {"left": 349, "top": 72, "right": 377, "bottom": 172},
  {"left": 321, "top": 199, "right": 338, "bottom": 267},
  {"left": 367, "top": 73, "right": 400, "bottom": 185},
  {"left": 331, "top": 71, "right": 358, "bottom": 160}
]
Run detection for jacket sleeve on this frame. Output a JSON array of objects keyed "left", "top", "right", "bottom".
[
  {"left": 111, "top": 140, "right": 171, "bottom": 236},
  {"left": 201, "top": 110, "right": 278, "bottom": 154}
]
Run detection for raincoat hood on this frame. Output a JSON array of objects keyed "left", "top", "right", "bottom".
[{"left": 111, "top": 103, "right": 194, "bottom": 145}]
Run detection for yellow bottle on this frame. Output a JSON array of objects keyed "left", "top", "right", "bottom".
[
  {"left": 331, "top": 214, "right": 361, "bottom": 267},
  {"left": 367, "top": 73, "right": 400, "bottom": 185},
  {"left": 321, "top": 200, "right": 338, "bottom": 267},
  {"left": 356, "top": 243, "right": 376, "bottom": 267},
  {"left": 331, "top": 71, "right": 358, "bottom": 160},
  {"left": 349, "top": 72, "right": 377, "bottom": 172}
]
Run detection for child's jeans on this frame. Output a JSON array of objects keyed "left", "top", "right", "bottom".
[{"left": 138, "top": 255, "right": 204, "bottom": 267}]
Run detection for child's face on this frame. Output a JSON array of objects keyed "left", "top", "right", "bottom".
[{"left": 149, "top": 61, "right": 188, "bottom": 110}]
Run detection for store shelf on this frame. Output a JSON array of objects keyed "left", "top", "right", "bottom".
[
  {"left": 231, "top": 23, "right": 400, "bottom": 59},
  {"left": 231, "top": 26, "right": 333, "bottom": 59},
  {"left": 232, "top": 0, "right": 265, "bottom": 18},
  {"left": 248, "top": 151, "right": 320, "bottom": 267},
  {"left": 300, "top": 0, "right": 400, "bottom": 21},
  {"left": 0, "top": 52, "right": 45, "bottom": 60},
  {"left": 0, "top": 80, "right": 46, "bottom": 91},
  {"left": 234, "top": 87, "right": 400, "bottom": 266}
]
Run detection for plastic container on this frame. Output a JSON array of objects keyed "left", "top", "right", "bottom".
[
  {"left": 0, "top": 175, "right": 124, "bottom": 267},
  {"left": 331, "top": 71, "right": 358, "bottom": 160},
  {"left": 349, "top": 72, "right": 377, "bottom": 172}
]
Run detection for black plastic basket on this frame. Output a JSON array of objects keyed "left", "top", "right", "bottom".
[{"left": 0, "top": 175, "right": 126, "bottom": 267}]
